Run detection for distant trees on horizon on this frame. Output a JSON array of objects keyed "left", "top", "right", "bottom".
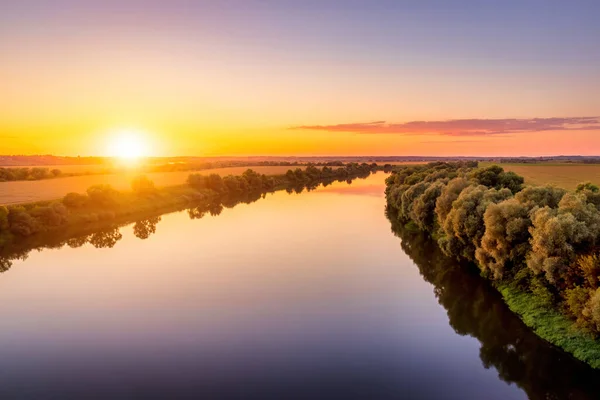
[{"left": 0, "top": 167, "right": 63, "bottom": 182}]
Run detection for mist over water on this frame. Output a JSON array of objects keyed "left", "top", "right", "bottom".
[{"left": 0, "top": 173, "right": 598, "bottom": 399}]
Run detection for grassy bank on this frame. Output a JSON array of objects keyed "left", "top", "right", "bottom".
[{"left": 498, "top": 284, "right": 600, "bottom": 368}]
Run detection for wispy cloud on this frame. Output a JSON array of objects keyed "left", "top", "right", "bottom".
[
  {"left": 418, "top": 139, "right": 484, "bottom": 144},
  {"left": 290, "top": 117, "right": 600, "bottom": 136}
]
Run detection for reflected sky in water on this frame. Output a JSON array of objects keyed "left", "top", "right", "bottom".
[{"left": 0, "top": 173, "right": 531, "bottom": 399}]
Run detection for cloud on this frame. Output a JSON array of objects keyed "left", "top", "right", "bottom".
[
  {"left": 290, "top": 117, "right": 600, "bottom": 136},
  {"left": 419, "top": 139, "right": 484, "bottom": 144}
]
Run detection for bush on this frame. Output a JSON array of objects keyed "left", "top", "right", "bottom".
[
  {"left": 584, "top": 289, "right": 600, "bottom": 333},
  {"left": 205, "top": 174, "right": 224, "bottom": 193},
  {"left": 30, "top": 167, "right": 51, "bottom": 180},
  {"left": 223, "top": 175, "right": 243, "bottom": 195},
  {"left": 242, "top": 169, "right": 264, "bottom": 189},
  {"left": 0, "top": 167, "right": 62, "bottom": 182},
  {"left": 187, "top": 174, "right": 207, "bottom": 190},
  {"left": 470, "top": 165, "right": 524, "bottom": 193},
  {"left": 86, "top": 185, "right": 119, "bottom": 206},
  {"left": 63, "top": 192, "right": 88, "bottom": 208},
  {"left": 498, "top": 171, "right": 524, "bottom": 193},
  {"left": 565, "top": 286, "right": 591, "bottom": 320},
  {"left": 30, "top": 202, "right": 68, "bottom": 227},
  {"left": 577, "top": 182, "right": 600, "bottom": 193},
  {"left": 261, "top": 175, "right": 275, "bottom": 190},
  {"left": 530, "top": 275, "right": 556, "bottom": 307},
  {"left": 8, "top": 207, "right": 38, "bottom": 236}
]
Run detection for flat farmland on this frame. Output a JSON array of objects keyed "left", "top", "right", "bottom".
[
  {"left": 1, "top": 164, "right": 112, "bottom": 174},
  {"left": 482, "top": 162, "right": 600, "bottom": 190},
  {"left": 384, "top": 161, "right": 427, "bottom": 165},
  {"left": 0, "top": 166, "right": 302, "bottom": 205}
]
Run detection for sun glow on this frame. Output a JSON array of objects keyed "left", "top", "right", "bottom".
[{"left": 107, "top": 130, "right": 150, "bottom": 160}]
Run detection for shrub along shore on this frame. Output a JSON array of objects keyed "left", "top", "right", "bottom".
[
  {"left": 0, "top": 163, "right": 382, "bottom": 272},
  {"left": 385, "top": 161, "right": 600, "bottom": 368},
  {"left": 0, "top": 160, "right": 328, "bottom": 182}
]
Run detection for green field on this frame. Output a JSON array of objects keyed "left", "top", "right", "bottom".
[{"left": 481, "top": 162, "right": 600, "bottom": 190}]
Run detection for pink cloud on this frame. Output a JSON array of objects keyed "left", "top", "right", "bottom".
[{"left": 291, "top": 117, "right": 600, "bottom": 136}]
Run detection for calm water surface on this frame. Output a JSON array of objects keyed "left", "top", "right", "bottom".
[{"left": 0, "top": 173, "right": 599, "bottom": 399}]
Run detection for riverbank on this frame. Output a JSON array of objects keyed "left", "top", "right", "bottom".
[
  {"left": 385, "top": 161, "right": 600, "bottom": 369},
  {"left": 0, "top": 161, "right": 316, "bottom": 184},
  {"left": 401, "top": 211, "right": 600, "bottom": 369},
  {"left": 498, "top": 284, "right": 600, "bottom": 368},
  {"left": 0, "top": 164, "right": 381, "bottom": 272}
]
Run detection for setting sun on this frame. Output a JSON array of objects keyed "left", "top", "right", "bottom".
[{"left": 107, "top": 130, "right": 150, "bottom": 160}]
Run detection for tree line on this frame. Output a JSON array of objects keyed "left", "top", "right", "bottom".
[
  {"left": 0, "top": 160, "right": 384, "bottom": 183},
  {"left": 385, "top": 161, "right": 600, "bottom": 344},
  {"left": 0, "top": 167, "right": 64, "bottom": 182},
  {"left": 387, "top": 217, "right": 600, "bottom": 398},
  {"left": 0, "top": 164, "right": 381, "bottom": 271}
]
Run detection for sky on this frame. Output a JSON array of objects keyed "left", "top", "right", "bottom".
[{"left": 1, "top": 0, "right": 599, "bottom": 157}]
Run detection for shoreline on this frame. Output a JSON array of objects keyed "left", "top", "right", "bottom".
[
  {"left": 0, "top": 164, "right": 382, "bottom": 272},
  {"left": 498, "top": 283, "right": 600, "bottom": 368},
  {"left": 385, "top": 161, "right": 600, "bottom": 370},
  {"left": 398, "top": 217, "right": 600, "bottom": 369}
]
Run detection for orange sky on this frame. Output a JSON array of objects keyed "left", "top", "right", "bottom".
[{"left": 1, "top": 1, "right": 599, "bottom": 157}]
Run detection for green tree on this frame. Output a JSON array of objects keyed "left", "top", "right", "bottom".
[
  {"left": 514, "top": 186, "right": 566, "bottom": 208},
  {"left": 187, "top": 173, "right": 207, "bottom": 190},
  {"left": 399, "top": 181, "right": 430, "bottom": 221},
  {"left": 7, "top": 207, "right": 39, "bottom": 236},
  {"left": 583, "top": 288, "right": 600, "bottom": 333},
  {"left": 63, "top": 192, "right": 88, "bottom": 208},
  {"left": 435, "top": 177, "right": 469, "bottom": 225},
  {"left": 205, "top": 174, "right": 224, "bottom": 193},
  {"left": 86, "top": 184, "right": 119, "bottom": 207},
  {"left": 476, "top": 199, "right": 531, "bottom": 279},
  {"left": 411, "top": 182, "right": 444, "bottom": 231},
  {"left": 441, "top": 185, "right": 512, "bottom": 261},
  {"left": 527, "top": 193, "right": 600, "bottom": 285}
]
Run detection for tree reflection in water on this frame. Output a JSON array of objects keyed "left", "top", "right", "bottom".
[
  {"left": 387, "top": 209, "right": 600, "bottom": 400},
  {"left": 0, "top": 174, "right": 371, "bottom": 273},
  {"left": 1, "top": 175, "right": 600, "bottom": 398},
  {"left": 133, "top": 217, "right": 161, "bottom": 240}
]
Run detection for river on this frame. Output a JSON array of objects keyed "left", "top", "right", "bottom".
[{"left": 0, "top": 172, "right": 598, "bottom": 399}]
